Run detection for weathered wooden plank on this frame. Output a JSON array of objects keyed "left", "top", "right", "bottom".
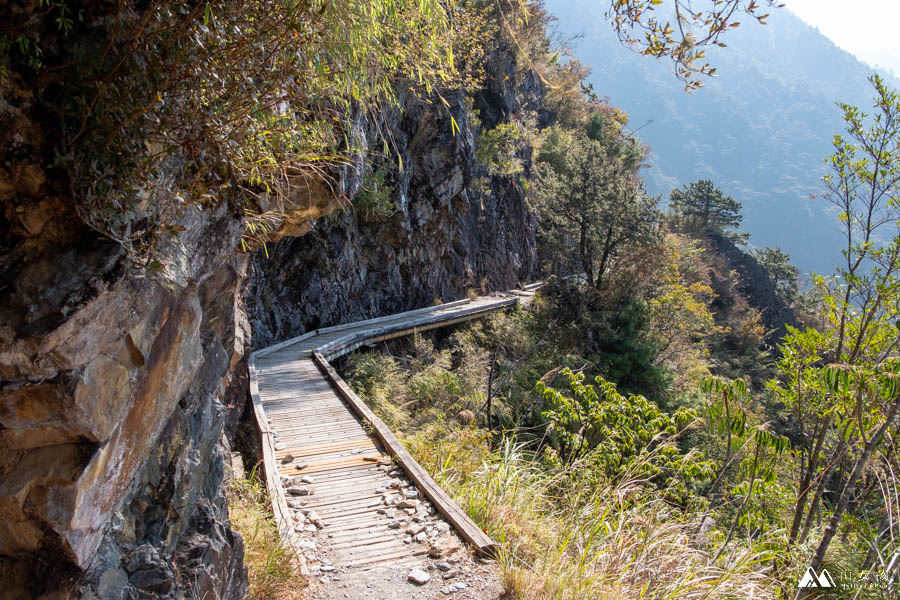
[
  {"left": 341, "top": 547, "right": 429, "bottom": 568},
  {"left": 274, "top": 438, "right": 374, "bottom": 458},
  {"left": 312, "top": 352, "right": 495, "bottom": 554},
  {"left": 277, "top": 454, "right": 385, "bottom": 475},
  {"left": 247, "top": 357, "right": 308, "bottom": 575}
]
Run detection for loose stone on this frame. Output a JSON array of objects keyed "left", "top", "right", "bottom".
[
  {"left": 281, "top": 454, "right": 294, "bottom": 464},
  {"left": 407, "top": 569, "right": 431, "bottom": 585}
]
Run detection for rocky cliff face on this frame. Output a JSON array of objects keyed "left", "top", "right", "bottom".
[
  {"left": 249, "top": 58, "right": 542, "bottom": 347},
  {"left": 0, "top": 67, "right": 250, "bottom": 596},
  {"left": 1, "top": 17, "right": 541, "bottom": 600}
]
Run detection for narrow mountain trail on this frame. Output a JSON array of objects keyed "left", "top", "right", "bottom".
[{"left": 250, "top": 288, "right": 539, "bottom": 598}]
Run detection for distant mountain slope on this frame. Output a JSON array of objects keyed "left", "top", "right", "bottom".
[{"left": 545, "top": 0, "right": 900, "bottom": 275}]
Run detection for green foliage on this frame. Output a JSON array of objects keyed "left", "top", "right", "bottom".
[
  {"left": 475, "top": 122, "right": 523, "bottom": 176},
  {"left": 343, "top": 352, "right": 408, "bottom": 430},
  {"left": 761, "top": 76, "right": 900, "bottom": 581},
  {"left": 538, "top": 368, "right": 713, "bottom": 501},
  {"left": 668, "top": 179, "right": 747, "bottom": 242},
  {"left": 533, "top": 123, "right": 660, "bottom": 288},
  {"left": 353, "top": 166, "right": 397, "bottom": 218},
  {"left": 753, "top": 245, "right": 799, "bottom": 304},
  {"left": 592, "top": 298, "right": 672, "bottom": 396}
]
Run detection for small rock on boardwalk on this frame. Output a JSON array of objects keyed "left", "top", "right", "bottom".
[{"left": 407, "top": 569, "right": 431, "bottom": 585}]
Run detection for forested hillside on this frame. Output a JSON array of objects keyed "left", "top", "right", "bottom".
[{"left": 547, "top": 0, "right": 900, "bottom": 275}]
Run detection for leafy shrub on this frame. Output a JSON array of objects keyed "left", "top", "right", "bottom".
[
  {"left": 538, "top": 368, "right": 714, "bottom": 502},
  {"left": 353, "top": 166, "right": 397, "bottom": 218},
  {"left": 4, "top": 0, "right": 491, "bottom": 261},
  {"left": 475, "top": 123, "right": 523, "bottom": 176}
]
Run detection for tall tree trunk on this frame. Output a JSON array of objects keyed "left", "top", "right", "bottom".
[
  {"left": 595, "top": 224, "right": 615, "bottom": 289},
  {"left": 799, "top": 441, "right": 847, "bottom": 544},
  {"left": 578, "top": 220, "right": 593, "bottom": 287}
]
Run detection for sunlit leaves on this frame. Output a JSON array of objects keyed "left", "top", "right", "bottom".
[
  {"left": 538, "top": 368, "right": 714, "bottom": 501},
  {"left": 46, "top": 0, "right": 490, "bottom": 260},
  {"left": 605, "top": 0, "right": 784, "bottom": 90}
]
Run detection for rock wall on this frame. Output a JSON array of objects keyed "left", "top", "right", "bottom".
[
  {"left": 0, "top": 65, "right": 250, "bottom": 596},
  {"left": 249, "top": 63, "right": 543, "bottom": 347},
  {"left": 706, "top": 231, "right": 798, "bottom": 345}
]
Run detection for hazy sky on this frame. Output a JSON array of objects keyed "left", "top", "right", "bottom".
[{"left": 783, "top": 0, "right": 900, "bottom": 75}]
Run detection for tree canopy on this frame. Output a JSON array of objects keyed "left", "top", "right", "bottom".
[
  {"left": 753, "top": 246, "right": 798, "bottom": 303},
  {"left": 533, "top": 124, "right": 659, "bottom": 289},
  {"left": 668, "top": 179, "right": 746, "bottom": 242}
]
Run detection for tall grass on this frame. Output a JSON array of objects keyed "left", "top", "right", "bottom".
[
  {"left": 228, "top": 470, "right": 308, "bottom": 600},
  {"left": 406, "top": 426, "right": 781, "bottom": 600}
]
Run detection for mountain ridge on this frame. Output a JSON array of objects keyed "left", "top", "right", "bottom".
[{"left": 545, "top": 0, "right": 900, "bottom": 275}]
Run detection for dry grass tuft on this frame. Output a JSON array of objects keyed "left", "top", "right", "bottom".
[{"left": 228, "top": 470, "right": 309, "bottom": 600}]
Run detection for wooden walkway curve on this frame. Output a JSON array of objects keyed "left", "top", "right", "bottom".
[{"left": 248, "top": 285, "right": 540, "bottom": 578}]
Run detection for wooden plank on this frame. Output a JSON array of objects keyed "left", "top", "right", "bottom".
[
  {"left": 274, "top": 438, "right": 374, "bottom": 458},
  {"left": 312, "top": 352, "right": 495, "bottom": 554},
  {"left": 341, "top": 547, "right": 429, "bottom": 568},
  {"left": 277, "top": 454, "right": 385, "bottom": 475},
  {"left": 247, "top": 357, "right": 308, "bottom": 575},
  {"left": 248, "top": 287, "right": 540, "bottom": 565}
]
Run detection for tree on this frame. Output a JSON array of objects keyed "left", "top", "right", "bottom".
[
  {"left": 534, "top": 124, "right": 660, "bottom": 289},
  {"left": 668, "top": 179, "right": 746, "bottom": 242},
  {"left": 774, "top": 75, "right": 900, "bottom": 599},
  {"left": 753, "top": 245, "right": 799, "bottom": 303},
  {"left": 605, "top": 0, "right": 784, "bottom": 90}
]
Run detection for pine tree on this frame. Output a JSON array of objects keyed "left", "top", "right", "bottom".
[{"left": 668, "top": 179, "right": 746, "bottom": 242}]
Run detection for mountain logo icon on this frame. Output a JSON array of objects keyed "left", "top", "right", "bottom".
[{"left": 798, "top": 567, "right": 836, "bottom": 588}]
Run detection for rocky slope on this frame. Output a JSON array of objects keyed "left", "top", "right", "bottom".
[
  {"left": 706, "top": 231, "right": 798, "bottom": 346},
  {"left": 0, "top": 80, "right": 252, "bottom": 595},
  {"left": 0, "top": 17, "right": 540, "bottom": 600}
]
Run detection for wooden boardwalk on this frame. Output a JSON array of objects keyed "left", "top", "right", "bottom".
[{"left": 248, "top": 286, "right": 539, "bottom": 578}]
